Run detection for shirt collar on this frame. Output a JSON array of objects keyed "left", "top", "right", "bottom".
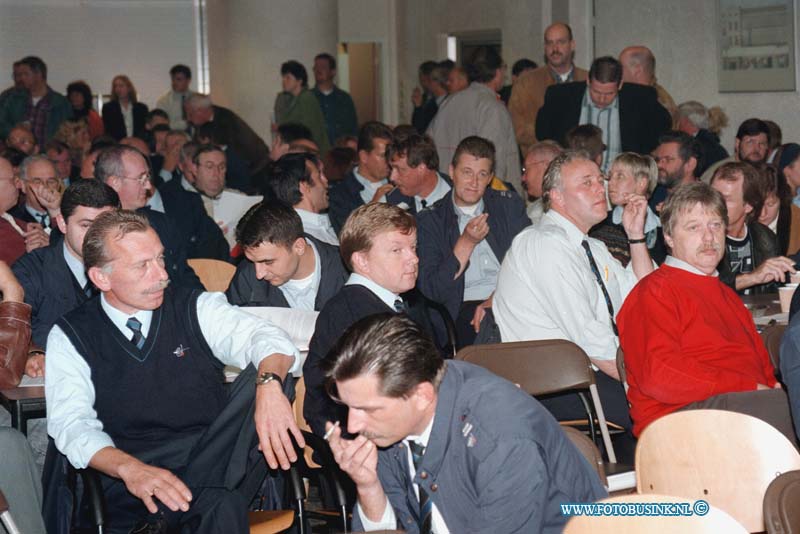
[
  {"left": 181, "top": 176, "right": 198, "bottom": 193},
  {"left": 25, "top": 205, "right": 47, "bottom": 220},
  {"left": 451, "top": 194, "right": 484, "bottom": 217},
  {"left": 296, "top": 208, "right": 330, "bottom": 227},
  {"left": 345, "top": 272, "right": 398, "bottom": 309},
  {"left": 146, "top": 189, "right": 165, "bottom": 213},
  {"left": 62, "top": 241, "right": 87, "bottom": 288},
  {"left": 543, "top": 209, "right": 588, "bottom": 246},
  {"left": 551, "top": 66, "right": 574, "bottom": 83},
  {"left": 664, "top": 255, "right": 719, "bottom": 277},
  {"left": 406, "top": 414, "right": 435, "bottom": 448},
  {"left": 419, "top": 173, "right": 450, "bottom": 205},
  {"left": 353, "top": 166, "right": 387, "bottom": 189},
  {"left": 100, "top": 293, "right": 154, "bottom": 337}
]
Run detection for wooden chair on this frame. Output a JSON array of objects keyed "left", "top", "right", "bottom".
[
  {"left": 456, "top": 339, "right": 618, "bottom": 463},
  {"left": 763, "top": 470, "right": 800, "bottom": 534},
  {"left": 563, "top": 494, "right": 748, "bottom": 533},
  {"left": 636, "top": 409, "right": 800, "bottom": 532},
  {"left": 187, "top": 258, "right": 236, "bottom": 292},
  {"left": 248, "top": 510, "right": 295, "bottom": 534},
  {"left": 761, "top": 323, "right": 786, "bottom": 373}
]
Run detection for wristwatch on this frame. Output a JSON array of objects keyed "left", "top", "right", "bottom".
[{"left": 255, "top": 371, "right": 284, "bottom": 388}]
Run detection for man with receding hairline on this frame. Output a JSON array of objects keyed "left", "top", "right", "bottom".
[
  {"left": 45, "top": 209, "right": 302, "bottom": 533},
  {"left": 619, "top": 45, "right": 677, "bottom": 120},
  {"left": 508, "top": 22, "right": 588, "bottom": 155}
]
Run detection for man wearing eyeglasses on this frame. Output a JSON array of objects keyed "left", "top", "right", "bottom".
[
  {"left": 9, "top": 155, "right": 59, "bottom": 238},
  {"left": 190, "top": 144, "right": 260, "bottom": 247},
  {"left": 95, "top": 144, "right": 203, "bottom": 289}
]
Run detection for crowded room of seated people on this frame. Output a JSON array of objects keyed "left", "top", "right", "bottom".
[{"left": 2, "top": 6, "right": 800, "bottom": 533}]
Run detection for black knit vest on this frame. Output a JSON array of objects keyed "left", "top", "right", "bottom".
[{"left": 56, "top": 288, "right": 227, "bottom": 457}]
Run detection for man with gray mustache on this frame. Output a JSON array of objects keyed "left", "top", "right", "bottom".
[
  {"left": 44, "top": 209, "right": 303, "bottom": 533},
  {"left": 617, "top": 182, "right": 795, "bottom": 443}
]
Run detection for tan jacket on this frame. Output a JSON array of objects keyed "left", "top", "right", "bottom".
[
  {"left": 655, "top": 83, "right": 677, "bottom": 126},
  {"left": 508, "top": 66, "right": 588, "bottom": 155}
]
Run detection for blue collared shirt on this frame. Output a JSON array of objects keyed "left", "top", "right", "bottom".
[
  {"left": 62, "top": 242, "right": 88, "bottom": 289},
  {"left": 453, "top": 198, "right": 500, "bottom": 301},
  {"left": 579, "top": 89, "right": 621, "bottom": 172}
]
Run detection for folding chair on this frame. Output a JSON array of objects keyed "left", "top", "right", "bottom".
[
  {"left": 456, "top": 339, "right": 618, "bottom": 463},
  {"left": 761, "top": 322, "right": 786, "bottom": 374},
  {"left": 763, "top": 470, "right": 800, "bottom": 534},
  {"left": 187, "top": 258, "right": 237, "bottom": 292},
  {"left": 636, "top": 409, "right": 800, "bottom": 532}
]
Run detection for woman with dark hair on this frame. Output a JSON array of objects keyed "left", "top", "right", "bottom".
[
  {"left": 776, "top": 143, "right": 800, "bottom": 255},
  {"left": 756, "top": 162, "right": 793, "bottom": 255},
  {"left": 66, "top": 80, "right": 104, "bottom": 140},
  {"left": 101, "top": 75, "right": 148, "bottom": 141},
  {"left": 274, "top": 60, "right": 330, "bottom": 154}
]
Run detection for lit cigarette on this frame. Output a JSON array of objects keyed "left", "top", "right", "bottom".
[{"left": 323, "top": 421, "right": 340, "bottom": 441}]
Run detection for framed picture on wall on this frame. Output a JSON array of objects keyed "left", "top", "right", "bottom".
[{"left": 718, "top": 0, "right": 796, "bottom": 92}]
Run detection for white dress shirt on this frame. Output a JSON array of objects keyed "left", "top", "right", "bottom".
[
  {"left": 295, "top": 209, "right": 339, "bottom": 246},
  {"left": 278, "top": 239, "right": 322, "bottom": 310},
  {"left": 45, "top": 291, "right": 300, "bottom": 469},
  {"left": 527, "top": 198, "right": 544, "bottom": 225},
  {"left": 155, "top": 89, "right": 193, "bottom": 131},
  {"left": 353, "top": 166, "right": 388, "bottom": 205},
  {"left": 414, "top": 174, "right": 451, "bottom": 212},
  {"left": 358, "top": 416, "right": 450, "bottom": 533},
  {"left": 62, "top": 242, "right": 87, "bottom": 288},
  {"left": 493, "top": 210, "right": 638, "bottom": 361},
  {"left": 120, "top": 102, "right": 134, "bottom": 138},
  {"left": 146, "top": 189, "right": 165, "bottom": 213}
]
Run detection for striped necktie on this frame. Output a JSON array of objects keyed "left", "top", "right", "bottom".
[
  {"left": 126, "top": 317, "right": 146, "bottom": 349},
  {"left": 408, "top": 440, "right": 432, "bottom": 534},
  {"left": 581, "top": 240, "right": 619, "bottom": 336}
]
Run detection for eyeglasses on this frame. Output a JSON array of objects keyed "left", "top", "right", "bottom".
[
  {"left": 653, "top": 156, "right": 679, "bottom": 164},
  {"left": 26, "top": 177, "right": 61, "bottom": 189},
  {"left": 118, "top": 173, "right": 152, "bottom": 185}
]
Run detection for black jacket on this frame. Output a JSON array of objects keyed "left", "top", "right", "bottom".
[
  {"left": 536, "top": 81, "right": 671, "bottom": 156},
  {"left": 12, "top": 238, "right": 93, "bottom": 348},
  {"left": 303, "top": 284, "right": 436, "bottom": 436},
  {"left": 158, "top": 187, "right": 230, "bottom": 262},
  {"left": 138, "top": 207, "right": 203, "bottom": 289},
  {"left": 694, "top": 129, "right": 729, "bottom": 177},
  {"left": 417, "top": 189, "right": 530, "bottom": 321},
  {"left": 225, "top": 235, "right": 347, "bottom": 309},
  {"left": 719, "top": 221, "right": 779, "bottom": 295},
  {"left": 412, "top": 96, "right": 438, "bottom": 134},
  {"left": 102, "top": 100, "right": 148, "bottom": 141},
  {"left": 328, "top": 169, "right": 416, "bottom": 234}
]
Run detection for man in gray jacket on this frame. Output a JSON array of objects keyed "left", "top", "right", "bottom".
[{"left": 323, "top": 313, "right": 606, "bottom": 534}]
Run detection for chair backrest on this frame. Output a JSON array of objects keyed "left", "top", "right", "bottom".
[
  {"left": 455, "top": 339, "right": 595, "bottom": 396},
  {"left": 764, "top": 470, "right": 800, "bottom": 534},
  {"left": 761, "top": 323, "right": 786, "bottom": 371},
  {"left": 561, "top": 426, "right": 607, "bottom": 487},
  {"left": 563, "top": 494, "right": 749, "bottom": 533},
  {"left": 636, "top": 409, "right": 800, "bottom": 532},
  {"left": 187, "top": 258, "right": 236, "bottom": 292},
  {"left": 615, "top": 347, "right": 627, "bottom": 388}
]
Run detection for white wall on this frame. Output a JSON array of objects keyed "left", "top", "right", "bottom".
[
  {"left": 0, "top": 0, "right": 198, "bottom": 109},
  {"left": 206, "top": 0, "right": 338, "bottom": 139},
  {"left": 594, "top": 0, "right": 800, "bottom": 149}
]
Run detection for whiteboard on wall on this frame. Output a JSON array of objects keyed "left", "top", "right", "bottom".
[{"left": 0, "top": 0, "right": 199, "bottom": 109}]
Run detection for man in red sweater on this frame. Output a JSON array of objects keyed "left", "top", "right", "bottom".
[{"left": 618, "top": 182, "right": 795, "bottom": 442}]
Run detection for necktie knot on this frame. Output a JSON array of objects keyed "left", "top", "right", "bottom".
[
  {"left": 408, "top": 440, "right": 425, "bottom": 468},
  {"left": 126, "top": 317, "right": 145, "bottom": 349},
  {"left": 394, "top": 298, "right": 406, "bottom": 313}
]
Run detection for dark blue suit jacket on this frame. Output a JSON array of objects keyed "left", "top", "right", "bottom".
[
  {"left": 328, "top": 170, "right": 416, "bottom": 234},
  {"left": 350, "top": 360, "right": 607, "bottom": 533},
  {"left": 158, "top": 187, "right": 230, "bottom": 262},
  {"left": 138, "top": 207, "right": 203, "bottom": 289},
  {"left": 225, "top": 235, "right": 347, "bottom": 308},
  {"left": 417, "top": 189, "right": 530, "bottom": 321},
  {"left": 12, "top": 238, "right": 93, "bottom": 348}
]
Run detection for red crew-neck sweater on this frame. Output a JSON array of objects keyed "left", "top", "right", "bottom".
[{"left": 617, "top": 264, "right": 777, "bottom": 437}]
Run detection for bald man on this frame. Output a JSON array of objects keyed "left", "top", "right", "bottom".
[
  {"left": 508, "top": 22, "right": 588, "bottom": 156},
  {"left": 619, "top": 46, "right": 677, "bottom": 122}
]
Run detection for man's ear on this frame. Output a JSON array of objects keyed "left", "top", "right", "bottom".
[
  {"left": 351, "top": 250, "right": 368, "bottom": 275},
  {"left": 292, "top": 237, "right": 307, "bottom": 256},
  {"left": 412, "top": 381, "right": 436, "bottom": 407},
  {"left": 88, "top": 266, "right": 111, "bottom": 292},
  {"left": 55, "top": 213, "right": 67, "bottom": 235},
  {"left": 663, "top": 232, "right": 674, "bottom": 250},
  {"left": 686, "top": 156, "right": 698, "bottom": 175}
]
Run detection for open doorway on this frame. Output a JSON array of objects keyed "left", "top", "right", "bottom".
[{"left": 338, "top": 42, "right": 380, "bottom": 125}]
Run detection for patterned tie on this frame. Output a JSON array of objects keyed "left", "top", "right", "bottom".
[
  {"left": 394, "top": 297, "right": 406, "bottom": 313},
  {"left": 581, "top": 240, "right": 619, "bottom": 336},
  {"left": 35, "top": 212, "right": 48, "bottom": 227},
  {"left": 408, "top": 441, "right": 432, "bottom": 534},
  {"left": 126, "top": 317, "right": 146, "bottom": 349}
]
